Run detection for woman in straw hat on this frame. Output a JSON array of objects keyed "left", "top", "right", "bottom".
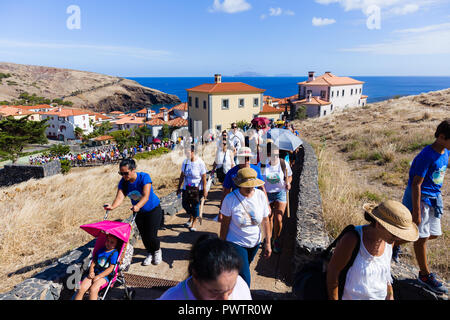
[
  {"left": 219, "top": 167, "right": 272, "bottom": 287},
  {"left": 327, "top": 200, "right": 419, "bottom": 300}
]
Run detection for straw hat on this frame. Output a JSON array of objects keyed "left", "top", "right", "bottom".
[
  {"left": 236, "top": 147, "right": 255, "bottom": 158},
  {"left": 363, "top": 200, "right": 419, "bottom": 242},
  {"left": 233, "top": 167, "right": 265, "bottom": 188}
]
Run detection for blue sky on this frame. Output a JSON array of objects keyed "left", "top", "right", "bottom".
[{"left": 0, "top": 0, "right": 449, "bottom": 77}]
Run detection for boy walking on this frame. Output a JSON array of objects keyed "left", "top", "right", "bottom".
[{"left": 393, "top": 119, "right": 449, "bottom": 294}]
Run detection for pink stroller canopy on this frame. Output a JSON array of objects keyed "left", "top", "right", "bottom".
[{"left": 80, "top": 220, "right": 131, "bottom": 243}]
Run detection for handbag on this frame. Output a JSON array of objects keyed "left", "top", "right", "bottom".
[
  {"left": 216, "top": 151, "right": 228, "bottom": 183},
  {"left": 184, "top": 161, "right": 200, "bottom": 202}
]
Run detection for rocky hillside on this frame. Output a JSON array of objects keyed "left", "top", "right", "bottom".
[
  {"left": 293, "top": 88, "right": 450, "bottom": 278},
  {"left": 0, "top": 62, "right": 180, "bottom": 113}
]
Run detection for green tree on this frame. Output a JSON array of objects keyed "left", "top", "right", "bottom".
[
  {"left": 48, "top": 144, "right": 71, "bottom": 157},
  {"left": 135, "top": 125, "right": 152, "bottom": 145},
  {"left": 295, "top": 105, "right": 307, "bottom": 120},
  {"left": 110, "top": 130, "right": 133, "bottom": 152},
  {"left": 236, "top": 120, "right": 249, "bottom": 130},
  {"left": 74, "top": 127, "right": 84, "bottom": 140},
  {"left": 161, "top": 124, "right": 170, "bottom": 140},
  {"left": 0, "top": 116, "right": 49, "bottom": 163}
]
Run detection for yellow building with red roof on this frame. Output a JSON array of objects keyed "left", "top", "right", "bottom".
[{"left": 186, "top": 74, "right": 266, "bottom": 133}]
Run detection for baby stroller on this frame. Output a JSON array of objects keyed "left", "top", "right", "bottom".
[{"left": 78, "top": 211, "right": 136, "bottom": 300}]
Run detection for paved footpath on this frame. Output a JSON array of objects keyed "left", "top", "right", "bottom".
[{"left": 107, "top": 182, "right": 297, "bottom": 300}]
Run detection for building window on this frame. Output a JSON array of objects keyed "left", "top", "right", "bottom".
[
  {"left": 337, "top": 91, "right": 339, "bottom": 97},
  {"left": 239, "top": 99, "right": 245, "bottom": 108},
  {"left": 331, "top": 91, "right": 334, "bottom": 98},
  {"left": 351, "top": 89, "right": 353, "bottom": 95},
  {"left": 342, "top": 90, "right": 345, "bottom": 96},
  {"left": 203, "top": 101, "right": 206, "bottom": 109},
  {"left": 222, "top": 99, "right": 229, "bottom": 109},
  {"left": 331, "top": 105, "right": 333, "bottom": 111},
  {"left": 253, "top": 98, "right": 259, "bottom": 107},
  {"left": 324, "top": 110, "right": 327, "bottom": 116},
  {"left": 360, "top": 88, "right": 362, "bottom": 94},
  {"left": 195, "top": 97, "right": 199, "bottom": 108},
  {"left": 188, "top": 96, "right": 192, "bottom": 107},
  {"left": 320, "top": 91, "right": 326, "bottom": 99}
]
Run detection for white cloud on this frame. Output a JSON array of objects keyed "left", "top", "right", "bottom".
[
  {"left": 209, "top": 0, "right": 252, "bottom": 14},
  {"left": 389, "top": 3, "right": 419, "bottom": 14},
  {"left": 394, "top": 22, "right": 450, "bottom": 33},
  {"left": 340, "top": 22, "right": 450, "bottom": 54},
  {"left": 312, "top": 17, "right": 337, "bottom": 26},
  {"left": 262, "top": 7, "right": 295, "bottom": 19},
  {"left": 315, "top": 0, "right": 440, "bottom": 16},
  {"left": 0, "top": 40, "right": 172, "bottom": 60},
  {"left": 269, "top": 8, "right": 283, "bottom": 16}
]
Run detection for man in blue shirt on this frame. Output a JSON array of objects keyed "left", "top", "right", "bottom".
[
  {"left": 218, "top": 147, "right": 268, "bottom": 222},
  {"left": 104, "top": 158, "right": 163, "bottom": 267},
  {"left": 394, "top": 119, "right": 449, "bottom": 294}
]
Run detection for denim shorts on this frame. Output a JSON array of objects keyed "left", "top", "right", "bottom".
[{"left": 267, "top": 191, "right": 287, "bottom": 203}]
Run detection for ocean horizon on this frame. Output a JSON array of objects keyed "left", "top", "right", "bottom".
[{"left": 126, "top": 76, "right": 450, "bottom": 112}]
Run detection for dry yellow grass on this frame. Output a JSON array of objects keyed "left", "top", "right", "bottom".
[
  {"left": 295, "top": 89, "right": 450, "bottom": 280},
  {"left": 0, "top": 143, "right": 216, "bottom": 294}
]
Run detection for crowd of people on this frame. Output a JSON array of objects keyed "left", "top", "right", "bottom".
[
  {"left": 74, "top": 118, "right": 449, "bottom": 301},
  {"left": 28, "top": 139, "right": 178, "bottom": 167}
]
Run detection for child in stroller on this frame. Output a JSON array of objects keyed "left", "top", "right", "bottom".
[{"left": 74, "top": 234, "right": 120, "bottom": 300}]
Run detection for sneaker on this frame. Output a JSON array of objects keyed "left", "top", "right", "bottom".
[
  {"left": 142, "top": 253, "right": 153, "bottom": 266},
  {"left": 418, "top": 273, "right": 448, "bottom": 294},
  {"left": 392, "top": 245, "right": 401, "bottom": 263},
  {"left": 273, "top": 239, "right": 282, "bottom": 254},
  {"left": 184, "top": 221, "right": 192, "bottom": 228},
  {"left": 152, "top": 249, "right": 162, "bottom": 265},
  {"left": 189, "top": 227, "right": 197, "bottom": 232}
]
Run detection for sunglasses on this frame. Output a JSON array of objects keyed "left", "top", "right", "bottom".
[{"left": 118, "top": 171, "right": 130, "bottom": 176}]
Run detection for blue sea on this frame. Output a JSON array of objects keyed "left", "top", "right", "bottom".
[{"left": 126, "top": 76, "right": 450, "bottom": 112}]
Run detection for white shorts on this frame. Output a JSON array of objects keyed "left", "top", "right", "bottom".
[{"left": 418, "top": 201, "right": 442, "bottom": 238}]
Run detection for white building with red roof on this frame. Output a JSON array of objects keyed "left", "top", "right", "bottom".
[
  {"left": 292, "top": 71, "right": 368, "bottom": 117},
  {"left": 38, "top": 107, "right": 94, "bottom": 141},
  {"left": 111, "top": 105, "right": 188, "bottom": 141}
]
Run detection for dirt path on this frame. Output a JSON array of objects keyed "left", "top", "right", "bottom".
[{"left": 107, "top": 182, "right": 296, "bottom": 300}]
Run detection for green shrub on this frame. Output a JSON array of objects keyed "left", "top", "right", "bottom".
[
  {"left": 134, "top": 147, "right": 170, "bottom": 160},
  {"left": 359, "top": 191, "right": 382, "bottom": 202},
  {"left": 340, "top": 140, "right": 360, "bottom": 153},
  {"left": 60, "top": 159, "right": 72, "bottom": 175}
]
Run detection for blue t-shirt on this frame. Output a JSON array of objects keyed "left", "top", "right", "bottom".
[
  {"left": 223, "top": 164, "right": 264, "bottom": 191},
  {"left": 118, "top": 172, "right": 160, "bottom": 212},
  {"left": 94, "top": 248, "right": 119, "bottom": 276},
  {"left": 407, "top": 145, "right": 449, "bottom": 197}
]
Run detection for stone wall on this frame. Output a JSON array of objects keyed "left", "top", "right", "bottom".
[
  {"left": 0, "top": 161, "right": 61, "bottom": 187},
  {"left": 0, "top": 192, "right": 182, "bottom": 300},
  {"left": 290, "top": 141, "right": 447, "bottom": 300}
]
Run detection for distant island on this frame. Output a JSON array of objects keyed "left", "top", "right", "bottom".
[{"left": 233, "top": 71, "right": 267, "bottom": 77}]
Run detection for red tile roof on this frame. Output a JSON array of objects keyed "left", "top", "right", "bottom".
[
  {"left": 0, "top": 106, "right": 35, "bottom": 117},
  {"left": 37, "top": 107, "right": 93, "bottom": 117},
  {"left": 187, "top": 82, "right": 265, "bottom": 94},
  {"left": 259, "top": 104, "right": 285, "bottom": 114},
  {"left": 170, "top": 103, "right": 188, "bottom": 111},
  {"left": 293, "top": 96, "right": 331, "bottom": 106},
  {"left": 93, "top": 135, "right": 114, "bottom": 141},
  {"left": 298, "top": 72, "right": 364, "bottom": 86}
]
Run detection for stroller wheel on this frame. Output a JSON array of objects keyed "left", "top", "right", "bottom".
[{"left": 126, "top": 289, "right": 136, "bottom": 300}]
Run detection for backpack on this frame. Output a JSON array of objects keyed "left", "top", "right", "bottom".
[{"left": 293, "top": 225, "right": 360, "bottom": 300}]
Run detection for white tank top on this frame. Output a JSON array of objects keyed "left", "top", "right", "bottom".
[{"left": 342, "top": 225, "right": 393, "bottom": 300}]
